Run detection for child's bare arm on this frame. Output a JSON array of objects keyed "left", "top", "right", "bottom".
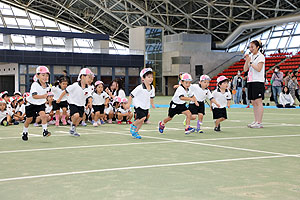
[
  {"left": 56, "top": 90, "right": 67, "bottom": 103},
  {"left": 150, "top": 98, "right": 155, "bottom": 108},
  {"left": 227, "top": 100, "right": 231, "bottom": 108},
  {"left": 211, "top": 98, "right": 220, "bottom": 108},
  {"left": 33, "top": 94, "right": 47, "bottom": 99}
]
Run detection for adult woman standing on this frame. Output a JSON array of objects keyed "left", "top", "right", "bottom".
[
  {"left": 244, "top": 40, "right": 265, "bottom": 128},
  {"left": 271, "top": 66, "right": 283, "bottom": 105}
]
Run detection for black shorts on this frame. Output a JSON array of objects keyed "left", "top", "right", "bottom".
[
  {"left": 189, "top": 101, "right": 205, "bottom": 115},
  {"left": 134, "top": 107, "right": 149, "bottom": 120},
  {"left": 212, "top": 108, "right": 227, "bottom": 119},
  {"left": 168, "top": 101, "right": 188, "bottom": 118},
  {"left": 93, "top": 105, "right": 105, "bottom": 114},
  {"left": 247, "top": 82, "right": 265, "bottom": 100},
  {"left": 53, "top": 100, "right": 68, "bottom": 111},
  {"left": 25, "top": 104, "right": 46, "bottom": 118},
  {"left": 69, "top": 104, "right": 84, "bottom": 118}
]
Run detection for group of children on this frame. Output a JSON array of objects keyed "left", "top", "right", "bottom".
[{"left": 0, "top": 65, "right": 234, "bottom": 140}]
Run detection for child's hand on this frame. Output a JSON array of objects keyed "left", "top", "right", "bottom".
[
  {"left": 152, "top": 104, "right": 156, "bottom": 109},
  {"left": 42, "top": 94, "right": 48, "bottom": 99},
  {"left": 195, "top": 101, "right": 199, "bottom": 107},
  {"left": 227, "top": 104, "right": 230, "bottom": 108},
  {"left": 56, "top": 99, "right": 61, "bottom": 104},
  {"left": 216, "top": 103, "right": 221, "bottom": 108}
]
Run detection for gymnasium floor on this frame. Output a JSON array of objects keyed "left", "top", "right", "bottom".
[{"left": 0, "top": 97, "right": 299, "bottom": 200}]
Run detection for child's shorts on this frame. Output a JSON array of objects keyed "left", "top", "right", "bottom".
[
  {"left": 53, "top": 100, "right": 68, "bottom": 111},
  {"left": 105, "top": 104, "right": 114, "bottom": 115},
  {"left": 168, "top": 101, "right": 188, "bottom": 118},
  {"left": 93, "top": 105, "right": 105, "bottom": 114},
  {"left": 212, "top": 108, "right": 227, "bottom": 119},
  {"left": 189, "top": 101, "right": 205, "bottom": 115},
  {"left": 25, "top": 104, "right": 46, "bottom": 118},
  {"left": 134, "top": 107, "right": 149, "bottom": 120},
  {"left": 69, "top": 104, "right": 84, "bottom": 118}
]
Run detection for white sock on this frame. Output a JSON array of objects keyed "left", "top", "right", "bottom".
[
  {"left": 42, "top": 124, "right": 47, "bottom": 131},
  {"left": 23, "top": 127, "right": 28, "bottom": 133}
]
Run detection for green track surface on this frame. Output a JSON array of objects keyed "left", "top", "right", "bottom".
[{"left": 0, "top": 97, "right": 299, "bottom": 200}]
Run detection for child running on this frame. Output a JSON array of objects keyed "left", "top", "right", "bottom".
[
  {"left": 125, "top": 68, "right": 155, "bottom": 139},
  {"left": 57, "top": 68, "right": 93, "bottom": 136},
  {"left": 187, "top": 75, "right": 220, "bottom": 133},
  {"left": 51, "top": 77, "right": 69, "bottom": 126},
  {"left": 159, "top": 73, "right": 199, "bottom": 135},
  {"left": 211, "top": 76, "right": 231, "bottom": 132},
  {"left": 92, "top": 81, "right": 109, "bottom": 127},
  {"left": 21, "top": 66, "right": 51, "bottom": 141}
]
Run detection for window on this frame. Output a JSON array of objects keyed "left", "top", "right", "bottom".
[{"left": 101, "top": 67, "right": 112, "bottom": 76}]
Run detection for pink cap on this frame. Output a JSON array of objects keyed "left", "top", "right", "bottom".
[
  {"left": 200, "top": 75, "right": 211, "bottom": 81},
  {"left": 140, "top": 68, "right": 153, "bottom": 78},
  {"left": 77, "top": 68, "right": 93, "bottom": 81},
  {"left": 0, "top": 98, "right": 5, "bottom": 104},
  {"left": 114, "top": 96, "right": 122, "bottom": 103},
  {"left": 36, "top": 66, "right": 50, "bottom": 74},
  {"left": 47, "top": 92, "right": 54, "bottom": 96},
  {"left": 217, "top": 76, "right": 228, "bottom": 84},
  {"left": 95, "top": 81, "right": 104, "bottom": 87},
  {"left": 181, "top": 73, "right": 193, "bottom": 81},
  {"left": 121, "top": 98, "right": 128, "bottom": 103}
]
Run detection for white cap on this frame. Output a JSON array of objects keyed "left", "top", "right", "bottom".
[
  {"left": 217, "top": 76, "right": 228, "bottom": 84},
  {"left": 199, "top": 75, "right": 211, "bottom": 81},
  {"left": 140, "top": 68, "right": 153, "bottom": 78}
]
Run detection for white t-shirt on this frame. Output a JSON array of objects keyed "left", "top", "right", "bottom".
[
  {"left": 93, "top": 92, "right": 109, "bottom": 105},
  {"left": 189, "top": 84, "right": 213, "bottom": 103},
  {"left": 51, "top": 85, "right": 67, "bottom": 101},
  {"left": 66, "top": 82, "right": 92, "bottom": 107},
  {"left": 117, "top": 106, "right": 131, "bottom": 114},
  {"left": 279, "top": 93, "right": 294, "bottom": 106},
  {"left": 172, "top": 85, "right": 193, "bottom": 104},
  {"left": 212, "top": 88, "right": 232, "bottom": 109},
  {"left": 248, "top": 51, "right": 265, "bottom": 83},
  {"left": 131, "top": 83, "right": 155, "bottom": 110},
  {"left": 0, "top": 109, "right": 12, "bottom": 122},
  {"left": 113, "top": 89, "right": 126, "bottom": 99},
  {"left": 27, "top": 81, "right": 50, "bottom": 105},
  {"left": 16, "top": 104, "right": 26, "bottom": 115},
  {"left": 45, "top": 104, "right": 53, "bottom": 114}
]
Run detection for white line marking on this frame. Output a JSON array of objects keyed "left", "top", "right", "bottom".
[
  {"left": 0, "top": 140, "right": 173, "bottom": 154},
  {"left": 1, "top": 133, "right": 300, "bottom": 155},
  {"left": 0, "top": 155, "right": 294, "bottom": 182}
]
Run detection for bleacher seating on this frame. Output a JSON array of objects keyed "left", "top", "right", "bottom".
[{"left": 209, "top": 53, "right": 291, "bottom": 90}]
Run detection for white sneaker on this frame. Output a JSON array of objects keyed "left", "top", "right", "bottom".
[
  {"left": 247, "top": 121, "right": 256, "bottom": 128},
  {"left": 250, "top": 122, "right": 263, "bottom": 128},
  {"left": 93, "top": 122, "right": 98, "bottom": 127}
]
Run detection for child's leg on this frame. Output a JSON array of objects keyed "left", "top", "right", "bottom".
[
  {"left": 35, "top": 116, "right": 41, "bottom": 124},
  {"left": 71, "top": 113, "right": 81, "bottom": 127},
  {"left": 135, "top": 117, "right": 146, "bottom": 132},
  {"left": 191, "top": 115, "right": 197, "bottom": 120},
  {"left": 128, "top": 113, "right": 133, "bottom": 121},
  {"left": 162, "top": 116, "right": 173, "bottom": 125},
  {"left": 94, "top": 112, "right": 100, "bottom": 122},
  {"left": 215, "top": 117, "right": 226, "bottom": 127},
  {"left": 117, "top": 113, "right": 123, "bottom": 121},
  {"left": 61, "top": 108, "right": 67, "bottom": 125},
  {"left": 182, "top": 110, "right": 192, "bottom": 129},
  {"left": 197, "top": 113, "right": 204, "bottom": 129},
  {"left": 39, "top": 111, "right": 49, "bottom": 134},
  {"left": 55, "top": 109, "right": 60, "bottom": 126}
]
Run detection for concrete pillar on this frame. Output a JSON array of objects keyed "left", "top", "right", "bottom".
[
  {"left": 93, "top": 40, "right": 109, "bottom": 54},
  {"left": 3, "top": 34, "right": 11, "bottom": 49},
  {"left": 35, "top": 36, "right": 43, "bottom": 51},
  {"left": 65, "top": 38, "right": 74, "bottom": 52}
]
